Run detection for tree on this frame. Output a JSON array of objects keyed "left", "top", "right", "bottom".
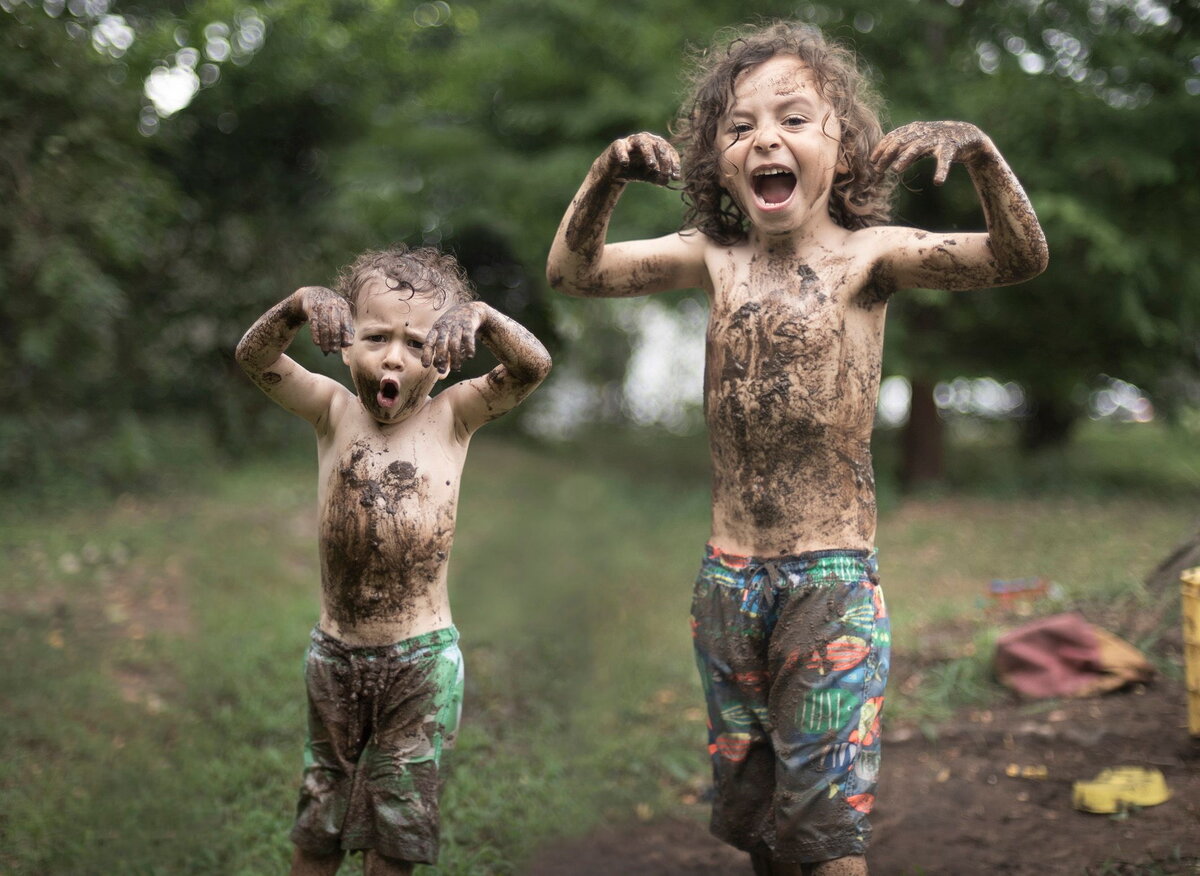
[
  {"left": 870, "top": 0, "right": 1200, "bottom": 461},
  {"left": 4, "top": 0, "right": 1196, "bottom": 490}
]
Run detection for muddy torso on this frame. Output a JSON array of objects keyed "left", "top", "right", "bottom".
[
  {"left": 702, "top": 238, "right": 890, "bottom": 555},
  {"left": 315, "top": 394, "right": 465, "bottom": 645}
]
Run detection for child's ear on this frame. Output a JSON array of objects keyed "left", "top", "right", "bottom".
[{"left": 341, "top": 345, "right": 351, "bottom": 367}]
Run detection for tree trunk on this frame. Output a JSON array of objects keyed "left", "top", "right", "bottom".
[
  {"left": 901, "top": 378, "right": 944, "bottom": 490},
  {"left": 1020, "top": 395, "right": 1077, "bottom": 452}
]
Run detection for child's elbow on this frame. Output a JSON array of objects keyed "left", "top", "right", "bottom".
[
  {"left": 1015, "top": 237, "right": 1050, "bottom": 282},
  {"left": 233, "top": 334, "right": 262, "bottom": 376},
  {"left": 233, "top": 337, "right": 252, "bottom": 370},
  {"left": 526, "top": 348, "right": 553, "bottom": 386},
  {"left": 1032, "top": 238, "right": 1050, "bottom": 277},
  {"left": 546, "top": 264, "right": 582, "bottom": 298},
  {"left": 997, "top": 234, "right": 1049, "bottom": 285}
]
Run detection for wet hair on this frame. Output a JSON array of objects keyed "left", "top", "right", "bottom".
[
  {"left": 672, "top": 21, "right": 895, "bottom": 244},
  {"left": 334, "top": 244, "right": 476, "bottom": 313}
]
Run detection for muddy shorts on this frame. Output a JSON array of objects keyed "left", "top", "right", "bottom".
[
  {"left": 691, "top": 545, "right": 890, "bottom": 863},
  {"left": 290, "top": 625, "right": 464, "bottom": 865}
]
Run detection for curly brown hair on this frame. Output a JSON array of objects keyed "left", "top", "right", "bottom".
[
  {"left": 672, "top": 22, "right": 894, "bottom": 244},
  {"left": 334, "top": 244, "right": 476, "bottom": 313}
]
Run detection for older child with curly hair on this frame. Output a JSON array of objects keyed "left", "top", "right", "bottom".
[{"left": 547, "top": 21, "right": 1046, "bottom": 876}]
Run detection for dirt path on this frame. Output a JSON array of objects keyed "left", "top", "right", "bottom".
[{"left": 527, "top": 678, "right": 1200, "bottom": 874}]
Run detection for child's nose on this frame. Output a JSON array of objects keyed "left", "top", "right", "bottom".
[
  {"left": 382, "top": 341, "right": 406, "bottom": 370},
  {"left": 753, "top": 129, "right": 780, "bottom": 152}
]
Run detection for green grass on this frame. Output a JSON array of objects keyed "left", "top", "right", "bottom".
[{"left": 1, "top": 420, "right": 1196, "bottom": 873}]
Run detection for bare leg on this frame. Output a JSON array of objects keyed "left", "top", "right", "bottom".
[
  {"left": 364, "top": 850, "right": 414, "bottom": 876},
  {"left": 810, "top": 856, "right": 868, "bottom": 876},
  {"left": 750, "top": 856, "right": 866, "bottom": 876},
  {"left": 290, "top": 847, "right": 344, "bottom": 876}
]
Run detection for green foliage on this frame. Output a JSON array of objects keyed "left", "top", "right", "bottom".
[
  {"left": 866, "top": 0, "right": 1200, "bottom": 435},
  {"left": 2, "top": 0, "right": 1198, "bottom": 486}
]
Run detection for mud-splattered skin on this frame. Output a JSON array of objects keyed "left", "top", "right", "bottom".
[
  {"left": 235, "top": 275, "right": 551, "bottom": 646},
  {"left": 706, "top": 242, "right": 888, "bottom": 552},
  {"left": 548, "top": 132, "right": 688, "bottom": 300},
  {"left": 868, "top": 120, "right": 1049, "bottom": 287},
  {"left": 315, "top": 420, "right": 463, "bottom": 644},
  {"left": 548, "top": 56, "right": 1046, "bottom": 557}
]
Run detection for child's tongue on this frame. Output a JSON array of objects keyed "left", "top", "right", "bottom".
[{"left": 759, "top": 174, "right": 795, "bottom": 205}]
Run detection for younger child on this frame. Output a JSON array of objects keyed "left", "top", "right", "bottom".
[
  {"left": 236, "top": 245, "right": 551, "bottom": 875},
  {"left": 547, "top": 22, "right": 1047, "bottom": 876}
]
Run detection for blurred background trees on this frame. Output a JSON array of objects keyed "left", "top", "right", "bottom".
[{"left": 2, "top": 0, "right": 1197, "bottom": 489}]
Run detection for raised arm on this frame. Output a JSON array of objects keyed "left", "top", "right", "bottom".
[
  {"left": 546, "top": 132, "right": 708, "bottom": 298},
  {"left": 868, "top": 121, "right": 1049, "bottom": 292},
  {"left": 422, "top": 301, "right": 552, "bottom": 436},
  {"left": 234, "top": 286, "right": 353, "bottom": 427}
]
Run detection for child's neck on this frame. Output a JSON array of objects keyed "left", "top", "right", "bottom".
[{"left": 749, "top": 213, "right": 843, "bottom": 257}]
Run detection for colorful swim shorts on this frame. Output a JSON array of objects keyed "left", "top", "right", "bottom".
[
  {"left": 290, "top": 625, "right": 464, "bottom": 865},
  {"left": 691, "top": 545, "right": 890, "bottom": 864}
]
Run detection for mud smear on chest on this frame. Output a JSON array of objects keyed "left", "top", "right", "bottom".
[
  {"left": 319, "top": 440, "right": 453, "bottom": 627},
  {"left": 706, "top": 256, "right": 881, "bottom": 548}
]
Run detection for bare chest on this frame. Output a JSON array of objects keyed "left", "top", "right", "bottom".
[
  {"left": 705, "top": 253, "right": 886, "bottom": 432},
  {"left": 318, "top": 408, "right": 462, "bottom": 508},
  {"left": 315, "top": 410, "right": 464, "bottom": 604}
]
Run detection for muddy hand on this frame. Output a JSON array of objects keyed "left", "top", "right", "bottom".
[
  {"left": 300, "top": 286, "right": 354, "bottom": 354},
  {"left": 422, "top": 301, "right": 484, "bottom": 373},
  {"left": 871, "top": 121, "right": 992, "bottom": 186},
  {"left": 603, "top": 133, "right": 681, "bottom": 186}
]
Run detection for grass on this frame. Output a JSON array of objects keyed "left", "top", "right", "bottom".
[{"left": 0, "top": 419, "right": 1196, "bottom": 873}]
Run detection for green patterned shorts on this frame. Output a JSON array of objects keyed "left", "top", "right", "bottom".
[{"left": 290, "top": 625, "right": 464, "bottom": 864}]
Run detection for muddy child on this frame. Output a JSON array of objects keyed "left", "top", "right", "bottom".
[
  {"left": 547, "top": 22, "right": 1047, "bottom": 876},
  {"left": 235, "top": 245, "right": 551, "bottom": 875}
]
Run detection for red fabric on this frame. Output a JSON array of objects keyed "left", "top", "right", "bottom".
[{"left": 994, "top": 613, "right": 1107, "bottom": 698}]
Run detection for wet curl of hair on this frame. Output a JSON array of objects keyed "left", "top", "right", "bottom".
[
  {"left": 672, "top": 22, "right": 895, "bottom": 245},
  {"left": 334, "top": 244, "right": 476, "bottom": 313}
]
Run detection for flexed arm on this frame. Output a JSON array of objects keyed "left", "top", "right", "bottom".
[
  {"left": 869, "top": 122, "right": 1049, "bottom": 292},
  {"left": 547, "top": 133, "right": 707, "bottom": 298},
  {"left": 234, "top": 286, "right": 353, "bottom": 425},
  {"left": 422, "top": 301, "right": 552, "bottom": 435}
]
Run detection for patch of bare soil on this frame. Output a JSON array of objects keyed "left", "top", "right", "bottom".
[{"left": 526, "top": 677, "right": 1200, "bottom": 874}]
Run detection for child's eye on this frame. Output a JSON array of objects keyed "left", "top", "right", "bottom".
[
  {"left": 407, "top": 339, "right": 425, "bottom": 350},
  {"left": 783, "top": 115, "right": 807, "bottom": 127},
  {"left": 729, "top": 122, "right": 753, "bottom": 137},
  {"left": 365, "top": 334, "right": 387, "bottom": 343}
]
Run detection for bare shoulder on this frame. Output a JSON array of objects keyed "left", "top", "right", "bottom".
[
  {"left": 433, "top": 369, "right": 525, "bottom": 443},
  {"left": 848, "top": 223, "right": 935, "bottom": 257},
  {"left": 317, "top": 381, "right": 359, "bottom": 436},
  {"left": 844, "top": 225, "right": 964, "bottom": 300}
]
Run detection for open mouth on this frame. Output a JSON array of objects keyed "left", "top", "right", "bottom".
[
  {"left": 377, "top": 377, "right": 401, "bottom": 409},
  {"left": 752, "top": 167, "right": 797, "bottom": 207}
]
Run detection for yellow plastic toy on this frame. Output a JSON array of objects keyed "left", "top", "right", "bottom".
[{"left": 1072, "top": 766, "right": 1171, "bottom": 814}]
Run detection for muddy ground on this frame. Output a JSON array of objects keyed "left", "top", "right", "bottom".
[{"left": 528, "top": 673, "right": 1200, "bottom": 875}]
